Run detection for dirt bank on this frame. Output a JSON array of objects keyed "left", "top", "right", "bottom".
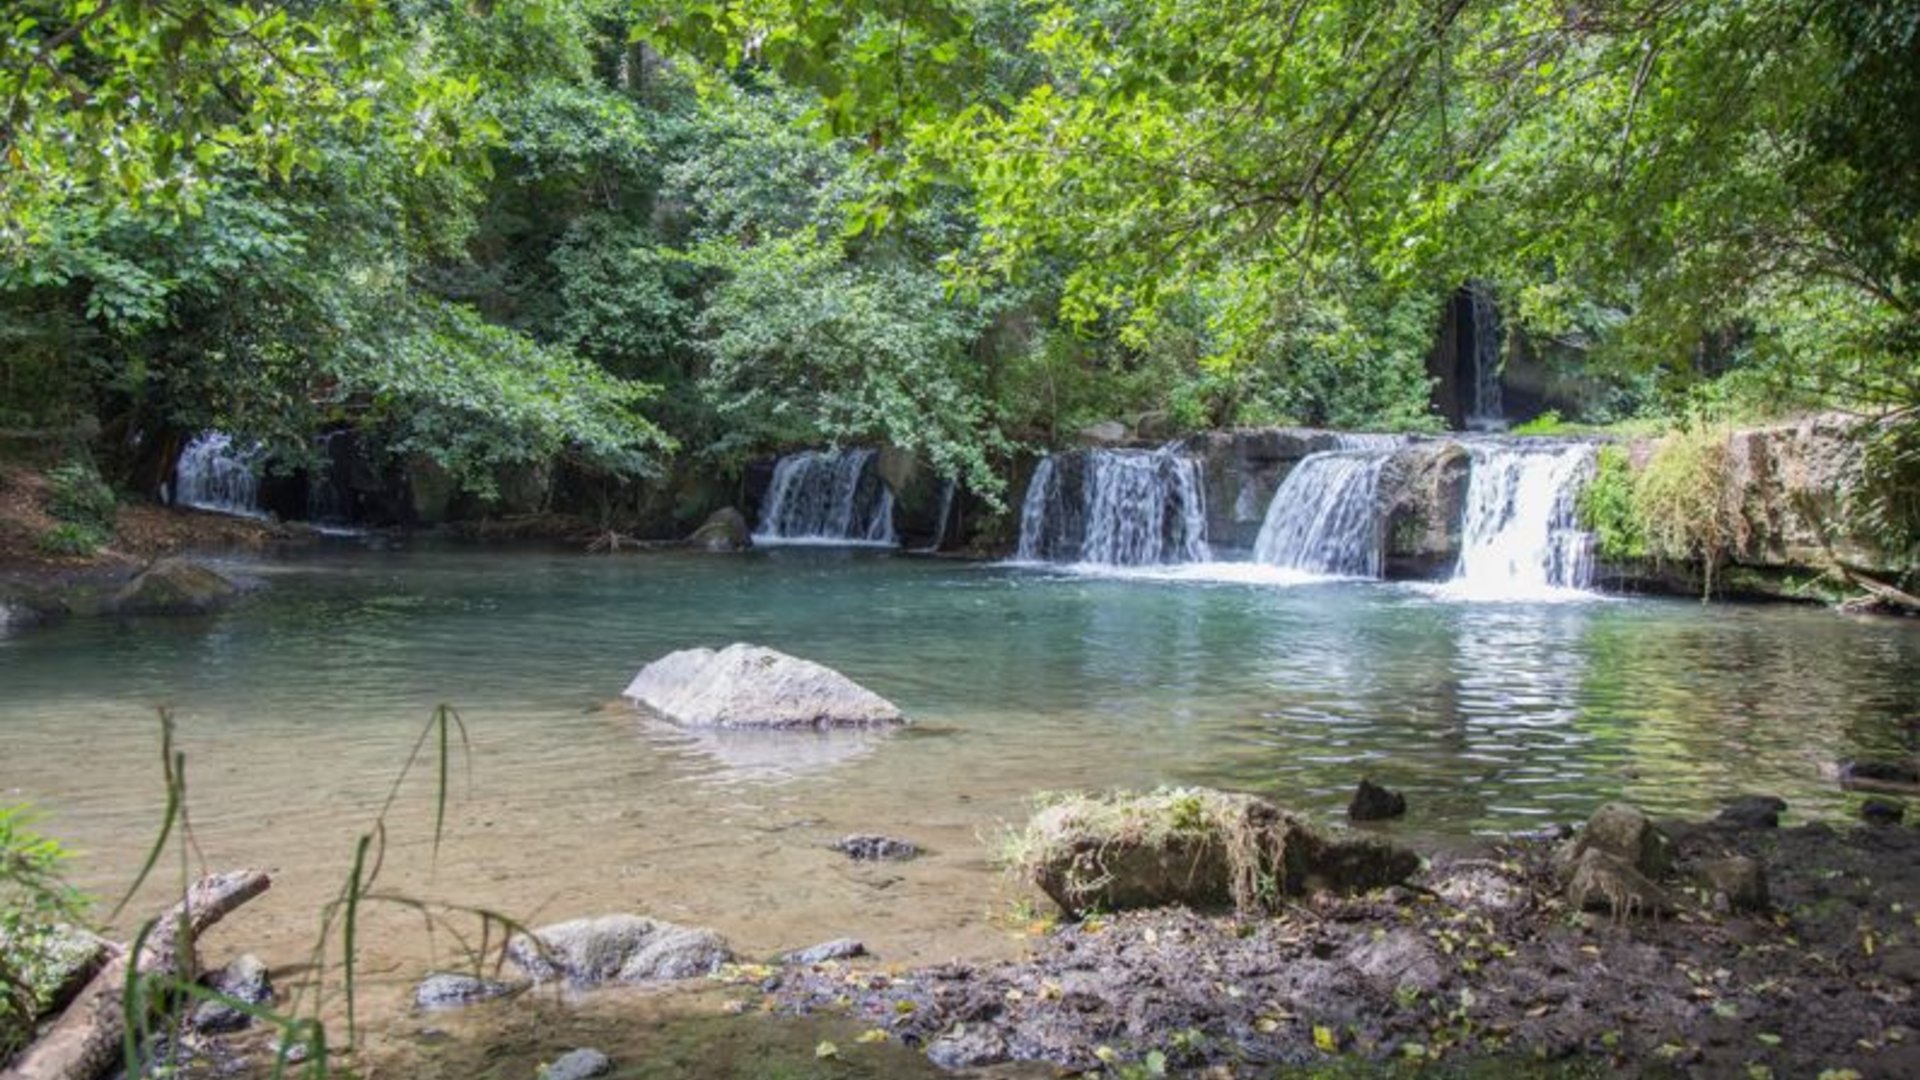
[{"left": 770, "top": 815, "right": 1920, "bottom": 1077}]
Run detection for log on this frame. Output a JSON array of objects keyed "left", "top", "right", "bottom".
[{"left": 7, "top": 869, "right": 271, "bottom": 1080}]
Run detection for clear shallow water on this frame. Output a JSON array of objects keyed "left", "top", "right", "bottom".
[{"left": 2, "top": 543, "right": 1917, "bottom": 1052}]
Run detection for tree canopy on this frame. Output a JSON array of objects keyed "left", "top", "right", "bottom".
[{"left": 2, "top": 0, "right": 1914, "bottom": 518}]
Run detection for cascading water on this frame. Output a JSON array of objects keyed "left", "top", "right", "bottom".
[
  {"left": 755, "top": 449, "right": 897, "bottom": 546},
  {"left": 173, "top": 432, "right": 264, "bottom": 517},
  {"left": 1447, "top": 442, "right": 1598, "bottom": 598},
  {"left": 918, "top": 479, "right": 957, "bottom": 553},
  {"left": 1465, "top": 287, "right": 1505, "bottom": 432},
  {"left": 1015, "top": 446, "right": 1208, "bottom": 566},
  {"left": 1252, "top": 442, "right": 1398, "bottom": 577}
]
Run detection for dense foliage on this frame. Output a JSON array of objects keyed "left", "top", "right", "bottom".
[{"left": 2, "top": 0, "right": 1915, "bottom": 528}]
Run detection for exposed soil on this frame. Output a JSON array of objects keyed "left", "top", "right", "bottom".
[
  {"left": 0, "top": 460, "right": 298, "bottom": 598},
  {"left": 768, "top": 815, "right": 1920, "bottom": 1078}
]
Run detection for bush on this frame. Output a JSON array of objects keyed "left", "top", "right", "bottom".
[
  {"left": 1, "top": 806, "right": 90, "bottom": 1059},
  {"left": 1577, "top": 445, "right": 1645, "bottom": 561},
  {"left": 44, "top": 461, "right": 115, "bottom": 532},
  {"left": 36, "top": 522, "right": 107, "bottom": 557},
  {"left": 1632, "top": 427, "right": 1745, "bottom": 593}
]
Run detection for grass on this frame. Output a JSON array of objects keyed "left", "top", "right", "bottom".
[
  {"left": 1003, "top": 788, "right": 1295, "bottom": 916},
  {"left": 66, "top": 704, "right": 537, "bottom": 1079}
]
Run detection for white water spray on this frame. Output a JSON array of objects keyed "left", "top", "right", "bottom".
[
  {"left": 1015, "top": 446, "right": 1208, "bottom": 566},
  {"left": 173, "top": 432, "right": 264, "bottom": 518},
  {"left": 755, "top": 449, "right": 897, "bottom": 546},
  {"left": 1446, "top": 443, "right": 1597, "bottom": 598}
]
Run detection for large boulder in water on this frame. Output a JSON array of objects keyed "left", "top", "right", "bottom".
[
  {"left": 111, "top": 557, "right": 240, "bottom": 615},
  {"left": 507, "top": 915, "right": 732, "bottom": 986},
  {"left": 1010, "top": 788, "right": 1420, "bottom": 918},
  {"left": 686, "top": 507, "right": 751, "bottom": 552},
  {"left": 624, "top": 644, "right": 904, "bottom": 729}
]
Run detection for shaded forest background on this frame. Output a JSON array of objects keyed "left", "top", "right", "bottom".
[{"left": 2, "top": 0, "right": 1915, "bottom": 542}]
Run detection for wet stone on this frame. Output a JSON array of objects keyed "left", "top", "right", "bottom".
[
  {"left": 1348, "top": 778, "right": 1408, "bottom": 821},
  {"left": 1860, "top": 797, "right": 1907, "bottom": 825},
  {"left": 781, "top": 938, "right": 867, "bottom": 965},
  {"left": 540, "top": 1047, "right": 613, "bottom": 1080},
  {"left": 414, "top": 971, "right": 521, "bottom": 1009},
  {"left": 190, "top": 953, "right": 272, "bottom": 1034},
  {"left": 833, "top": 834, "right": 919, "bottom": 861},
  {"left": 1715, "top": 795, "right": 1787, "bottom": 829}
]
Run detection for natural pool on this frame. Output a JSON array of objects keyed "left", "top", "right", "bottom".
[{"left": 2, "top": 543, "right": 1917, "bottom": 1073}]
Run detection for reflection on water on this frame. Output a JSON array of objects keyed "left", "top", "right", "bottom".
[{"left": 1, "top": 544, "right": 1917, "bottom": 1052}]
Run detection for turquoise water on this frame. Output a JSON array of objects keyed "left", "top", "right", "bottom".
[{"left": 1, "top": 543, "right": 1916, "bottom": 1049}]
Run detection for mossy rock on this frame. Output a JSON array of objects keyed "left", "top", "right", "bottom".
[
  {"left": 1010, "top": 788, "right": 1419, "bottom": 918},
  {"left": 111, "top": 557, "right": 240, "bottom": 615},
  {"left": 686, "top": 507, "right": 751, "bottom": 552}
]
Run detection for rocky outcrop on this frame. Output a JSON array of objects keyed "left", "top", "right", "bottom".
[
  {"left": 624, "top": 644, "right": 905, "bottom": 728},
  {"left": 1188, "top": 429, "right": 1350, "bottom": 551},
  {"left": 686, "top": 507, "right": 750, "bottom": 552},
  {"left": 875, "top": 447, "right": 951, "bottom": 549},
  {"left": 110, "top": 558, "right": 240, "bottom": 615},
  {"left": 507, "top": 915, "right": 732, "bottom": 986},
  {"left": 1012, "top": 789, "right": 1420, "bottom": 918},
  {"left": 1378, "top": 441, "right": 1469, "bottom": 579}
]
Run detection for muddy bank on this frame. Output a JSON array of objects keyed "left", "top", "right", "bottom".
[{"left": 770, "top": 814, "right": 1920, "bottom": 1077}]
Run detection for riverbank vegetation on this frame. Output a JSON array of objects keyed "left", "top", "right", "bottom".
[{"left": 1, "top": 1, "right": 1914, "bottom": 533}]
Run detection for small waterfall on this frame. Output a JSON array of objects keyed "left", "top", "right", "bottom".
[
  {"left": 173, "top": 432, "right": 263, "bottom": 517},
  {"left": 1449, "top": 443, "right": 1597, "bottom": 596},
  {"left": 1015, "top": 446, "right": 1208, "bottom": 566},
  {"left": 1465, "top": 287, "right": 1506, "bottom": 432},
  {"left": 755, "top": 449, "right": 897, "bottom": 545},
  {"left": 1252, "top": 447, "right": 1395, "bottom": 577},
  {"left": 918, "top": 479, "right": 957, "bottom": 553}
]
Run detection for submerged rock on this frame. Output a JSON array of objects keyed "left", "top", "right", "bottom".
[
  {"left": 1860, "top": 797, "right": 1907, "bottom": 826},
  {"left": 832, "top": 834, "right": 919, "bottom": 861},
  {"left": 414, "top": 971, "right": 522, "bottom": 1009},
  {"left": 624, "top": 643, "right": 904, "bottom": 729},
  {"left": 1716, "top": 794, "right": 1788, "bottom": 829},
  {"left": 1012, "top": 788, "right": 1419, "bottom": 918},
  {"left": 190, "top": 953, "right": 273, "bottom": 1033},
  {"left": 1348, "top": 778, "right": 1407, "bottom": 821},
  {"left": 1840, "top": 759, "right": 1920, "bottom": 789},
  {"left": 507, "top": 914, "right": 732, "bottom": 986},
  {"left": 112, "top": 558, "right": 240, "bottom": 616},
  {"left": 687, "top": 507, "right": 751, "bottom": 552},
  {"left": 540, "top": 1048, "right": 613, "bottom": 1080}
]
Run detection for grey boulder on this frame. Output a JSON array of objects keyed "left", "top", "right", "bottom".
[
  {"left": 507, "top": 915, "right": 732, "bottom": 986},
  {"left": 624, "top": 644, "right": 904, "bottom": 729}
]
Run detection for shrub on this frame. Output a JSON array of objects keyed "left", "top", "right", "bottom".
[
  {"left": 45, "top": 461, "right": 116, "bottom": 532},
  {"left": 1632, "top": 427, "right": 1745, "bottom": 593},
  {"left": 36, "top": 522, "right": 107, "bottom": 557},
  {"left": 1, "top": 806, "right": 90, "bottom": 1059},
  {"left": 1577, "top": 445, "right": 1645, "bottom": 561}
]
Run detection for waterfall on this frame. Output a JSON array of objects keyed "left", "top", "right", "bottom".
[
  {"left": 755, "top": 449, "right": 897, "bottom": 546},
  {"left": 1448, "top": 443, "right": 1597, "bottom": 597},
  {"left": 1015, "top": 446, "right": 1209, "bottom": 566},
  {"left": 1252, "top": 447, "right": 1394, "bottom": 577},
  {"left": 1465, "top": 287, "right": 1506, "bottom": 432},
  {"left": 173, "top": 432, "right": 264, "bottom": 517},
  {"left": 918, "top": 479, "right": 957, "bottom": 553}
]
